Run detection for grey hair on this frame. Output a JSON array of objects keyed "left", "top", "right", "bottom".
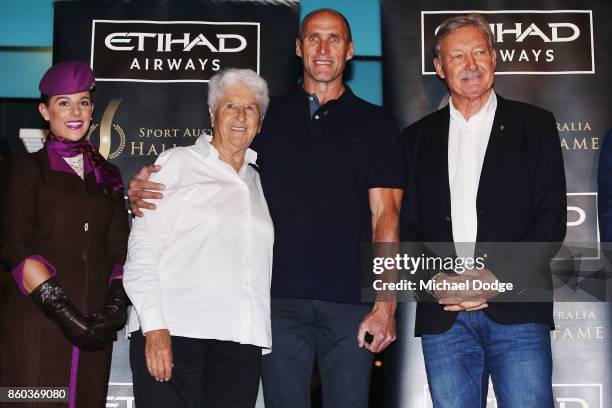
[
  {"left": 433, "top": 13, "right": 494, "bottom": 60},
  {"left": 207, "top": 68, "right": 270, "bottom": 117}
]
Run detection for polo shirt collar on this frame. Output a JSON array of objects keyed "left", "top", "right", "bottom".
[{"left": 296, "top": 84, "right": 355, "bottom": 109}]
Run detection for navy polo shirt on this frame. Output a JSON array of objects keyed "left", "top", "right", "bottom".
[{"left": 251, "top": 87, "right": 404, "bottom": 304}]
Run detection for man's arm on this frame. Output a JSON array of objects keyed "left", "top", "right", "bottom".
[
  {"left": 127, "top": 165, "right": 165, "bottom": 217},
  {"left": 357, "top": 187, "right": 402, "bottom": 353}
]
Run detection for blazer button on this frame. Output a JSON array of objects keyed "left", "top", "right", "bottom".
[
  {"left": 84, "top": 222, "right": 89, "bottom": 232},
  {"left": 82, "top": 252, "right": 88, "bottom": 262}
]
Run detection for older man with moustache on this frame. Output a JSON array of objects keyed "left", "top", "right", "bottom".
[
  {"left": 401, "top": 14, "right": 566, "bottom": 407},
  {"left": 128, "top": 8, "right": 404, "bottom": 408}
]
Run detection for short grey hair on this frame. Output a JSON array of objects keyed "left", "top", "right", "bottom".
[
  {"left": 433, "top": 13, "right": 494, "bottom": 60},
  {"left": 208, "top": 68, "right": 270, "bottom": 117}
]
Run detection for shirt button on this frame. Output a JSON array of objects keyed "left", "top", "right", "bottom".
[
  {"left": 84, "top": 222, "right": 89, "bottom": 232},
  {"left": 314, "top": 115, "right": 320, "bottom": 120}
]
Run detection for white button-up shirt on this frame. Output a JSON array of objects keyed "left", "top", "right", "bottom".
[
  {"left": 448, "top": 91, "right": 497, "bottom": 258},
  {"left": 124, "top": 135, "right": 274, "bottom": 352}
]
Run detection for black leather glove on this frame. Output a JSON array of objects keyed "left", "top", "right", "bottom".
[
  {"left": 88, "top": 279, "right": 130, "bottom": 342},
  {"left": 29, "top": 277, "right": 110, "bottom": 351}
]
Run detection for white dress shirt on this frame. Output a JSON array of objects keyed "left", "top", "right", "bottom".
[
  {"left": 448, "top": 91, "right": 497, "bottom": 258},
  {"left": 124, "top": 135, "right": 274, "bottom": 352}
]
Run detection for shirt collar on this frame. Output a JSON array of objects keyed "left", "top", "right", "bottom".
[
  {"left": 194, "top": 133, "right": 258, "bottom": 166},
  {"left": 449, "top": 90, "right": 497, "bottom": 124},
  {"left": 297, "top": 84, "right": 354, "bottom": 108},
  {"left": 306, "top": 93, "right": 321, "bottom": 117}
]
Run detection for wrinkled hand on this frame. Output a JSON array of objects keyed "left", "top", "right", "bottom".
[
  {"left": 439, "top": 299, "right": 489, "bottom": 312},
  {"left": 357, "top": 302, "right": 397, "bottom": 353},
  {"left": 127, "top": 165, "right": 165, "bottom": 217},
  {"left": 145, "top": 329, "right": 173, "bottom": 382},
  {"left": 433, "top": 268, "right": 500, "bottom": 312}
]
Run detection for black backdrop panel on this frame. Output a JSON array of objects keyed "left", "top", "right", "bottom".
[{"left": 54, "top": 0, "right": 300, "bottom": 183}]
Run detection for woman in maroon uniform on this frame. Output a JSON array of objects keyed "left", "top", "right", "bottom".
[{"left": 0, "top": 61, "right": 130, "bottom": 407}]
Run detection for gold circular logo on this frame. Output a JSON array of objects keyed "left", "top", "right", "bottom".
[{"left": 87, "top": 98, "right": 126, "bottom": 159}]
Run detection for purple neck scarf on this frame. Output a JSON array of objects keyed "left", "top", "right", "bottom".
[{"left": 45, "top": 133, "right": 124, "bottom": 192}]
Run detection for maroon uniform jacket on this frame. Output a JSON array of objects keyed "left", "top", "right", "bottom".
[{"left": 0, "top": 148, "right": 129, "bottom": 407}]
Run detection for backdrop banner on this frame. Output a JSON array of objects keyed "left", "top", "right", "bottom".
[
  {"left": 380, "top": 1, "right": 611, "bottom": 407},
  {"left": 53, "top": 1, "right": 300, "bottom": 406},
  {"left": 54, "top": 0, "right": 299, "bottom": 183}
]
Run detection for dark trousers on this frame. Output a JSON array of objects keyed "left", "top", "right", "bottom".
[
  {"left": 130, "top": 331, "right": 261, "bottom": 408},
  {"left": 261, "top": 298, "right": 373, "bottom": 408}
]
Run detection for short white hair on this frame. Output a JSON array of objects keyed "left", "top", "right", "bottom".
[{"left": 208, "top": 68, "right": 270, "bottom": 117}]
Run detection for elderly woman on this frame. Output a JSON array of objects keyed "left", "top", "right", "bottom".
[
  {"left": 0, "top": 61, "right": 130, "bottom": 407},
  {"left": 124, "top": 68, "right": 273, "bottom": 408}
]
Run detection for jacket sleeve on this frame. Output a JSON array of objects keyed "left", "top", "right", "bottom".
[
  {"left": 518, "top": 110, "right": 567, "bottom": 243},
  {"left": 399, "top": 124, "right": 423, "bottom": 243},
  {"left": 0, "top": 154, "right": 38, "bottom": 270},
  {"left": 483, "top": 111, "right": 566, "bottom": 300},
  {"left": 0, "top": 154, "right": 60, "bottom": 294},
  {"left": 398, "top": 124, "right": 439, "bottom": 301},
  {"left": 105, "top": 164, "right": 130, "bottom": 283}
]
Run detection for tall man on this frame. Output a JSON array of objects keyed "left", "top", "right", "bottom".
[
  {"left": 400, "top": 14, "right": 566, "bottom": 407},
  {"left": 128, "top": 9, "right": 404, "bottom": 407}
]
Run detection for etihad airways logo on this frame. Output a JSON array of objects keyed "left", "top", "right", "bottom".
[
  {"left": 91, "top": 20, "right": 260, "bottom": 82},
  {"left": 421, "top": 10, "right": 594, "bottom": 75},
  {"left": 104, "top": 33, "right": 248, "bottom": 53}
]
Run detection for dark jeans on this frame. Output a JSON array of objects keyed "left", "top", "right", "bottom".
[
  {"left": 261, "top": 298, "right": 373, "bottom": 408},
  {"left": 421, "top": 311, "right": 553, "bottom": 408},
  {"left": 130, "top": 331, "right": 261, "bottom": 408}
]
